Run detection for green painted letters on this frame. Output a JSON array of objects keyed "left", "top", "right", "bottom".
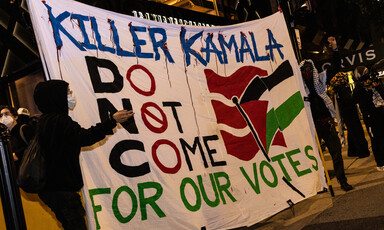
[
  {"left": 180, "top": 177, "right": 202, "bottom": 211},
  {"left": 213, "top": 171, "right": 237, "bottom": 204},
  {"left": 89, "top": 188, "right": 111, "bottom": 229},
  {"left": 198, "top": 174, "right": 220, "bottom": 207},
  {"left": 112, "top": 186, "right": 138, "bottom": 223},
  {"left": 286, "top": 148, "right": 311, "bottom": 177},
  {"left": 260, "top": 161, "right": 278, "bottom": 187},
  {"left": 138, "top": 182, "right": 166, "bottom": 220},
  {"left": 240, "top": 163, "right": 260, "bottom": 194},
  {"left": 304, "top": 145, "right": 318, "bottom": 171}
]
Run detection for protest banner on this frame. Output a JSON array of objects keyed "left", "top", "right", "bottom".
[{"left": 27, "top": 0, "right": 326, "bottom": 228}]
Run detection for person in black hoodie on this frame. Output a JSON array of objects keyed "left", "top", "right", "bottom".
[
  {"left": 353, "top": 66, "right": 384, "bottom": 171},
  {"left": 33, "top": 80, "right": 134, "bottom": 230},
  {"left": 328, "top": 72, "right": 370, "bottom": 158}
]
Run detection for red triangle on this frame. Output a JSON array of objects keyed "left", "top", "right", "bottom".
[{"left": 272, "top": 130, "right": 287, "bottom": 147}]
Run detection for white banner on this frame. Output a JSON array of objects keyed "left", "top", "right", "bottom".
[{"left": 27, "top": 0, "right": 326, "bottom": 229}]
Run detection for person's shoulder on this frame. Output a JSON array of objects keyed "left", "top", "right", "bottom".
[
  {"left": 59, "top": 114, "right": 81, "bottom": 127},
  {"left": 20, "top": 122, "right": 35, "bottom": 132},
  {"left": 10, "top": 122, "right": 22, "bottom": 135},
  {"left": 39, "top": 113, "right": 77, "bottom": 129},
  {"left": 14, "top": 122, "right": 22, "bottom": 129},
  {"left": 55, "top": 114, "right": 80, "bottom": 127}
]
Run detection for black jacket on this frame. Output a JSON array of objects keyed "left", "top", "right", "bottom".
[
  {"left": 353, "top": 83, "right": 384, "bottom": 128},
  {"left": 10, "top": 123, "right": 34, "bottom": 159},
  {"left": 34, "top": 80, "right": 116, "bottom": 191},
  {"left": 10, "top": 122, "right": 34, "bottom": 173}
]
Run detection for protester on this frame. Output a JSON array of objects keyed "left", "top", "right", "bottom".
[
  {"left": 299, "top": 36, "right": 353, "bottom": 191},
  {"left": 353, "top": 66, "right": 384, "bottom": 171},
  {"left": 17, "top": 107, "right": 31, "bottom": 125},
  {"left": 0, "top": 105, "right": 34, "bottom": 172},
  {"left": 33, "top": 80, "right": 134, "bottom": 230},
  {"left": 328, "top": 72, "right": 370, "bottom": 158}
]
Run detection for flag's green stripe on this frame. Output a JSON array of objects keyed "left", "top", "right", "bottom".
[
  {"left": 266, "top": 91, "right": 304, "bottom": 152},
  {"left": 275, "top": 91, "right": 304, "bottom": 130},
  {"left": 266, "top": 109, "right": 279, "bottom": 152}
]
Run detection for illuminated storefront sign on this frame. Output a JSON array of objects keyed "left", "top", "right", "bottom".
[{"left": 319, "top": 44, "right": 384, "bottom": 72}]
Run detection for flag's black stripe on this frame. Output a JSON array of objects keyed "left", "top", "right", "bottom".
[
  {"left": 240, "top": 60, "right": 293, "bottom": 104},
  {"left": 232, "top": 97, "right": 270, "bottom": 162},
  {"left": 263, "top": 60, "right": 294, "bottom": 90}
]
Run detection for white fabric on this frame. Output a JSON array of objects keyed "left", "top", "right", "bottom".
[
  {"left": 299, "top": 59, "right": 336, "bottom": 118},
  {"left": 27, "top": 0, "right": 327, "bottom": 229}
]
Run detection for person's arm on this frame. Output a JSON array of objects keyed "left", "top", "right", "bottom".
[
  {"left": 325, "top": 36, "right": 341, "bottom": 83},
  {"left": 78, "top": 110, "right": 134, "bottom": 147},
  {"left": 352, "top": 83, "right": 362, "bottom": 102}
]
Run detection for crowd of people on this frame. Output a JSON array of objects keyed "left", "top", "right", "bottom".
[
  {"left": 299, "top": 36, "right": 384, "bottom": 192},
  {"left": 0, "top": 37, "right": 383, "bottom": 228}
]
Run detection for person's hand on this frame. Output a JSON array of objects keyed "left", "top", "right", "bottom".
[
  {"left": 113, "top": 110, "right": 134, "bottom": 123},
  {"left": 13, "top": 153, "right": 18, "bottom": 161},
  {"left": 327, "top": 36, "right": 337, "bottom": 50},
  {"left": 372, "top": 81, "right": 380, "bottom": 87}
]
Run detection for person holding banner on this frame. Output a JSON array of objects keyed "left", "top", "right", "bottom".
[
  {"left": 299, "top": 36, "right": 353, "bottom": 192},
  {"left": 33, "top": 80, "right": 134, "bottom": 230}
]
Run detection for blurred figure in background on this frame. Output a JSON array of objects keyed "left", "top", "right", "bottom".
[
  {"left": 0, "top": 105, "right": 34, "bottom": 173},
  {"left": 353, "top": 66, "right": 384, "bottom": 171},
  {"left": 328, "top": 72, "right": 370, "bottom": 158},
  {"left": 17, "top": 107, "right": 31, "bottom": 125}
]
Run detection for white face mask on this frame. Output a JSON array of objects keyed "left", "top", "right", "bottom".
[
  {"left": 0, "top": 115, "right": 14, "bottom": 128},
  {"left": 67, "top": 93, "right": 77, "bottom": 110}
]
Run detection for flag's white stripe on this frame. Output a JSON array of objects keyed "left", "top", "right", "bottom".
[
  {"left": 217, "top": 123, "right": 250, "bottom": 137},
  {"left": 207, "top": 93, "right": 235, "bottom": 106}
]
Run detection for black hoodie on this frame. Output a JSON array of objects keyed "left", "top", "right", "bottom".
[{"left": 33, "top": 80, "right": 116, "bottom": 191}]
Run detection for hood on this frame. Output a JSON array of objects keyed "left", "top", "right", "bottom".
[
  {"left": 34, "top": 80, "right": 69, "bottom": 114},
  {"left": 299, "top": 59, "right": 318, "bottom": 73},
  {"left": 353, "top": 66, "right": 368, "bottom": 81}
]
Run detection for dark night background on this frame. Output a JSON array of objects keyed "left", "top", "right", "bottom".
[{"left": 0, "top": 0, "right": 383, "bottom": 107}]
